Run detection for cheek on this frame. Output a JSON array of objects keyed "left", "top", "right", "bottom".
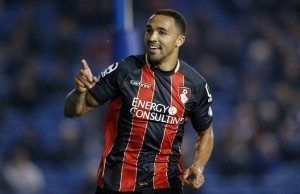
[{"left": 164, "top": 39, "right": 177, "bottom": 49}]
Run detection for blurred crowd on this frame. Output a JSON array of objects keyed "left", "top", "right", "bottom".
[{"left": 0, "top": 0, "right": 299, "bottom": 194}]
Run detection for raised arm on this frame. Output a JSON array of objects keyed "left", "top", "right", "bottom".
[
  {"left": 64, "top": 60, "right": 99, "bottom": 118},
  {"left": 183, "top": 124, "right": 214, "bottom": 188}
]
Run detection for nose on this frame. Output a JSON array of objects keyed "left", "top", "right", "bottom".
[{"left": 148, "top": 31, "right": 158, "bottom": 42}]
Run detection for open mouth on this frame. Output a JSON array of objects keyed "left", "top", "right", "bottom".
[{"left": 148, "top": 44, "right": 160, "bottom": 53}]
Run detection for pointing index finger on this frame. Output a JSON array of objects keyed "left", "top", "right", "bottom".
[{"left": 81, "top": 59, "right": 90, "bottom": 70}]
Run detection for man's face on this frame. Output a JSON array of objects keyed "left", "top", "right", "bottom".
[{"left": 145, "top": 15, "right": 185, "bottom": 64}]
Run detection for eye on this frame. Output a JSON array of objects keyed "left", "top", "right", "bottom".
[{"left": 159, "top": 30, "right": 167, "bottom": 35}]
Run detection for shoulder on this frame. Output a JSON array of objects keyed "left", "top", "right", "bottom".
[
  {"left": 117, "top": 54, "right": 146, "bottom": 71},
  {"left": 100, "top": 55, "right": 145, "bottom": 78},
  {"left": 178, "top": 60, "right": 207, "bottom": 87},
  {"left": 179, "top": 60, "right": 213, "bottom": 106}
]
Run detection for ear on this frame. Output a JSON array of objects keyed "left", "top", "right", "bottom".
[{"left": 175, "top": 35, "right": 185, "bottom": 47}]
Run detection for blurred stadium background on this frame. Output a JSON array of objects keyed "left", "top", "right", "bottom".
[{"left": 0, "top": 0, "right": 299, "bottom": 194}]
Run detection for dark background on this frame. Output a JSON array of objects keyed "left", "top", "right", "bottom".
[{"left": 0, "top": 0, "right": 299, "bottom": 194}]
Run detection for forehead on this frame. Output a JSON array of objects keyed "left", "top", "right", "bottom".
[{"left": 147, "top": 14, "right": 177, "bottom": 31}]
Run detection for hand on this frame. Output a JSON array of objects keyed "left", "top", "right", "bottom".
[
  {"left": 182, "top": 165, "right": 205, "bottom": 189},
  {"left": 74, "top": 59, "right": 99, "bottom": 93}
]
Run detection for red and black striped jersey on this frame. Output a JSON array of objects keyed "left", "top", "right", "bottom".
[{"left": 89, "top": 55, "right": 213, "bottom": 192}]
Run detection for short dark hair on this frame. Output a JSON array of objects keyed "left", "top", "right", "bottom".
[{"left": 154, "top": 9, "right": 187, "bottom": 36}]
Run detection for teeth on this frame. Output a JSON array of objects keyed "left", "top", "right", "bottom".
[{"left": 150, "top": 45, "right": 159, "bottom": 49}]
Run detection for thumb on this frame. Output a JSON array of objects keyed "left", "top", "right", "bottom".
[{"left": 93, "top": 76, "right": 99, "bottom": 82}]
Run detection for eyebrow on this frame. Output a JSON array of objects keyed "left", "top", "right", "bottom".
[{"left": 146, "top": 25, "right": 169, "bottom": 32}]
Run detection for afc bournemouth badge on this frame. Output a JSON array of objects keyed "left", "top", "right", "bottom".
[{"left": 179, "top": 87, "right": 191, "bottom": 104}]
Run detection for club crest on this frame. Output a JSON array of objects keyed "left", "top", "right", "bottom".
[{"left": 179, "top": 87, "right": 191, "bottom": 104}]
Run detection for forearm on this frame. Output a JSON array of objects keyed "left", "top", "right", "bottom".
[
  {"left": 64, "top": 89, "right": 89, "bottom": 118},
  {"left": 192, "top": 125, "right": 214, "bottom": 171}
]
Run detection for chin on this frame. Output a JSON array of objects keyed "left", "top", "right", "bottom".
[{"left": 148, "top": 54, "right": 162, "bottom": 64}]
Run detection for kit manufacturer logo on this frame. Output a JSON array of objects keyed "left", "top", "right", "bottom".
[{"left": 129, "top": 80, "right": 151, "bottom": 89}]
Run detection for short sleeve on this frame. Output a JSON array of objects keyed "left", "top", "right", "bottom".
[
  {"left": 89, "top": 60, "right": 127, "bottom": 105},
  {"left": 190, "top": 82, "right": 213, "bottom": 132}
]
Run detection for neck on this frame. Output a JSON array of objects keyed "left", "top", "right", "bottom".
[{"left": 146, "top": 52, "right": 179, "bottom": 72}]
